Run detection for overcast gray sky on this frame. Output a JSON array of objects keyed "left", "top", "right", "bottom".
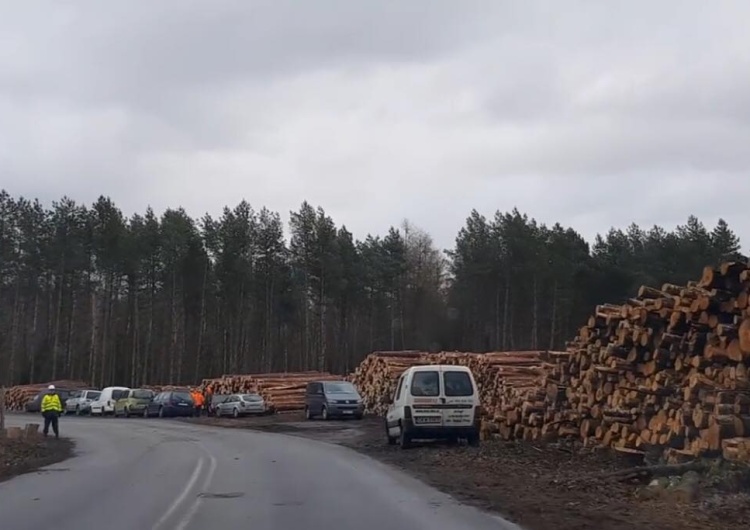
[{"left": 1, "top": 0, "right": 749, "bottom": 250}]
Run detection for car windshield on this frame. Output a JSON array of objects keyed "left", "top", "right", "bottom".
[
  {"left": 133, "top": 389, "right": 153, "bottom": 399},
  {"left": 88, "top": 391, "right": 101, "bottom": 400},
  {"left": 241, "top": 394, "right": 262, "bottom": 402},
  {"left": 443, "top": 371, "right": 474, "bottom": 396},
  {"left": 411, "top": 371, "right": 440, "bottom": 397},
  {"left": 324, "top": 382, "right": 356, "bottom": 394}
]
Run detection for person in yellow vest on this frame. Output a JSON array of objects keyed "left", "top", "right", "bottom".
[{"left": 41, "top": 385, "right": 63, "bottom": 438}]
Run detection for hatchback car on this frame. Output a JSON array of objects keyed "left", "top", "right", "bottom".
[
  {"left": 215, "top": 394, "right": 266, "bottom": 418},
  {"left": 143, "top": 391, "right": 195, "bottom": 418},
  {"left": 65, "top": 389, "right": 101, "bottom": 415}
]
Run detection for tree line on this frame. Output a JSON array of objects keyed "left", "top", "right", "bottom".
[{"left": 0, "top": 190, "right": 744, "bottom": 387}]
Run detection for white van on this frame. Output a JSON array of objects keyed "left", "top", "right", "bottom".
[
  {"left": 385, "top": 365, "right": 481, "bottom": 448},
  {"left": 90, "top": 386, "right": 130, "bottom": 416}
]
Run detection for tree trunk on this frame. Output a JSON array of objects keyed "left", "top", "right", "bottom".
[
  {"left": 549, "top": 278, "right": 558, "bottom": 350},
  {"left": 194, "top": 259, "right": 209, "bottom": 383},
  {"left": 52, "top": 262, "right": 66, "bottom": 380}
]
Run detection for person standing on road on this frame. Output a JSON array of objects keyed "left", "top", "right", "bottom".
[{"left": 41, "top": 385, "right": 63, "bottom": 438}]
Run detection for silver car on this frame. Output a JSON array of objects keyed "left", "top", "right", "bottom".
[
  {"left": 65, "top": 389, "right": 101, "bottom": 415},
  {"left": 215, "top": 394, "right": 266, "bottom": 418}
]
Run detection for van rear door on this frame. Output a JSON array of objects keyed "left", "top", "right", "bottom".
[
  {"left": 409, "top": 369, "right": 443, "bottom": 428},
  {"left": 440, "top": 368, "right": 475, "bottom": 427}
]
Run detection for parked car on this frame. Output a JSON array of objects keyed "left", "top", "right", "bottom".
[
  {"left": 385, "top": 364, "right": 481, "bottom": 449},
  {"left": 143, "top": 391, "right": 195, "bottom": 418},
  {"left": 114, "top": 389, "right": 155, "bottom": 417},
  {"left": 305, "top": 380, "right": 364, "bottom": 420},
  {"left": 215, "top": 394, "right": 266, "bottom": 418},
  {"left": 91, "top": 386, "right": 130, "bottom": 416},
  {"left": 208, "top": 394, "right": 230, "bottom": 416},
  {"left": 25, "top": 388, "right": 73, "bottom": 413},
  {"left": 65, "top": 389, "right": 101, "bottom": 415}
]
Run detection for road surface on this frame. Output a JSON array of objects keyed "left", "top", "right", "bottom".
[{"left": 1, "top": 415, "right": 520, "bottom": 530}]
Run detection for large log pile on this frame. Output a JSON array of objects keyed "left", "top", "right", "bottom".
[
  {"left": 201, "top": 371, "right": 343, "bottom": 412},
  {"left": 496, "top": 261, "right": 750, "bottom": 463},
  {"left": 350, "top": 350, "right": 553, "bottom": 416},
  {"left": 3, "top": 380, "right": 90, "bottom": 411}
]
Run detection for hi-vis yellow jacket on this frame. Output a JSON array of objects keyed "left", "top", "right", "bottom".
[{"left": 41, "top": 393, "right": 63, "bottom": 413}]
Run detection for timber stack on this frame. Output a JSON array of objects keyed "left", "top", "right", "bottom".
[
  {"left": 495, "top": 260, "right": 750, "bottom": 463},
  {"left": 201, "top": 371, "right": 343, "bottom": 412},
  {"left": 3, "top": 380, "right": 89, "bottom": 411},
  {"left": 350, "top": 350, "right": 553, "bottom": 416}
]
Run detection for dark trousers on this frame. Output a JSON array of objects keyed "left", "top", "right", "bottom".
[{"left": 42, "top": 411, "right": 59, "bottom": 437}]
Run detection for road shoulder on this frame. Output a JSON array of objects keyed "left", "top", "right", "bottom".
[{"left": 0, "top": 435, "right": 74, "bottom": 484}]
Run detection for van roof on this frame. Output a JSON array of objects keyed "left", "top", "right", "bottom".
[{"left": 405, "top": 364, "right": 473, "bottom": 372}]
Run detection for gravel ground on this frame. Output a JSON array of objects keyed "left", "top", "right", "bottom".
[
  {"left": 0, "top": 436, "right": 74, "bottom": 484},
  {"left": 183, "top": 414, "right": 750, "bottom": 530}
]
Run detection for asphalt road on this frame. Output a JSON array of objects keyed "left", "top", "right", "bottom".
[{"left": 1, "top": 415, "right": 521, "bottom": 530}]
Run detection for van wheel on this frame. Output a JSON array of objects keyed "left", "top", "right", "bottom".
[
  {"left": 143, "top": 408, "right": 149, "bottom": 418},
  {"left": 385, "top": 419, "right": 396, "bottom": 445},
  {"left": 305, "top": 407, "right": 313, "bottom": 420},
  {"left": 158, "top": 407, "right": 165, "bottom": 418},
  {"left": 467, "top": 431, "right": 480, "bottom": 447},
  {"left": 124, "top": 408, "right": 130, "bottom": 418},
  {"left": 75, "top": 406, "right": 81, "bottom": 416},
  {"left": 399, "top": 424, "right": 412, "bottom": 449},
  {"left": 321, "top": 406, "right": 329, "bottom": 421},
  {"left": 232, "top": 408, "right": 239, "bottom": 418}
]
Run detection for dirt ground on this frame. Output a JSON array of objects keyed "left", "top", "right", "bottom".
[
  {"left": 183, "top": 413, "right": 750, "bottom": 530},
  {"left": 0, "top": 435, "right": 74, "bottom": 484}
]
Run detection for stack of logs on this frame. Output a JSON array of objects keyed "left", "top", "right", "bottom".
[
  {"left": 2, "top": 380, "right": 90, "bottom": 411},
  {"left": 495, "top": 261, "right": 750, "bottom": 463},
  {"left": 349, "top": 350, "right": 554, "bottom": 417},
  {"left": 201, "top": 371, "right": 343, "bottom": 412}
]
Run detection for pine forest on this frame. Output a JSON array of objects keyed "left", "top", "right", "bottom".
[{"left": 0, "top": 190, "right": 744, "bottom": 388}]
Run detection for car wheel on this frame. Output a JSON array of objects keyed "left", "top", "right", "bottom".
[
  {"left": 143, "top": 407, "right": 149, "bottom": 418},
  {"left": 232, "top": 407, "right": 239, "bottom": 418},
  {"left": 158, "top": 407, "right": 165, "bottom": 418},
  {"left": 124, "top": 407, "right": 130, "bottom": 418},
  {"left": 305, "top": 406, "right": 313, "bottom": 420},
  {"left": 399, "top": 423, "right": 412, "bottom": 449},
  {"left": 321, "top": 406, "right": 328, "bottom": 421},
  {"left": 75, "top": 406, "right": 81, "bottom": 416}
]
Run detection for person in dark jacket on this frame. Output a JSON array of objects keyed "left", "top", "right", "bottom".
[{"left": 41, "top": 385, "right": 63, "bottom": 438}]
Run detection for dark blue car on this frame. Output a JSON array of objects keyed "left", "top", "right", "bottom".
[{"left": 143, "top": 391, "right": 195, "bottom": 418}]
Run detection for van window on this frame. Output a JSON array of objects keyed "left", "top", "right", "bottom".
[
  {"left": 133, "top": 389, "right": 154, "bottom": 400},
  {"left": 87, "top": 391, "right": 101, "bottom": 400},
  {"left": 444, "top": 371, "right": 474, "bottom": 396},
  {"left": 112, "top": 390, "right": 127, "bottom": 400},
  {"left": 394, "top": 376, "right": 404, "bottom": 401},
  {"left": 410, "top": 371, "right": 439, "bottom": 397}
]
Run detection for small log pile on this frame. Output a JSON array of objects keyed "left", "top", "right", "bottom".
[
  {"left": 201, "top": 371, "right": 343, "bottom": 412},
  {"left": 495, "top": 261, "right": 750, "bottom": 463},
  {"left": 3, "top": 380, "right": 90, "bottom": 411},
  {"left": 349, "top": 350, "right": 553, "bottom": 416}
]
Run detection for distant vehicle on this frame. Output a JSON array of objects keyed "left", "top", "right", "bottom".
[
  {"left": 65, "top": 389, "right": 101, "bottom": 415},
  {"left": 215, "top": 394, "right": 266, "bottom": 418},
  {"left": 143, "top": 391, "right": 195, "bottom": 418},
  {"left": 91, "top": 386, "right": 130, "bottom": 416},
  {"left": 114, "top": 389, "right": 155, "bottom": 417},
  {"left": 385, "top": 365, "right": 481, "bottom": 449},
  {"left": 25, "top": 388, "right": 74, "bottom": 413},
  {"left": 208, "top": 394, "right": 230, "bottom": 416},
  {"left": 305, "top": 380, "right": 364, "bottom": 420}
]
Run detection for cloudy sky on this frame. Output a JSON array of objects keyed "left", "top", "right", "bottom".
[{"left": 1, "top": 1, "right": 749, "bottom": 250}]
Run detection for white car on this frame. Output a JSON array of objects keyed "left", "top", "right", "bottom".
[
  {"left": 65, "top": 389, "right": 101, "bottom": 415},
  {"left": 90, "top": 386, "right": 130, "bottom": 416},
  {"left": 385, "top": 365, "right": 481, "bottom": 448}
]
